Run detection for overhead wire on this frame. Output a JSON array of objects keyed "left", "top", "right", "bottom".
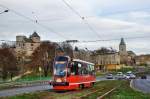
[
  {"left": 0, "top": 4, "right": 70, "bottom": 40},
  {"left": 1, "top": 2, "right": 150, "bottom": 45},
  {"left": 1, "top": 35, "right": 150, "bottom": 44},
  {"left": 61, "top": 0, "right": 101, "bottom": 39},
  {"left": 80, "top": 36, "right": 150, "bottom": 43}
]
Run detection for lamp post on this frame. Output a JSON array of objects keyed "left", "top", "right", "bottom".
[
  {"left": 0, "top": 10, "right": 9, "bottom": 14},
  {"left": 39, "top": 67, "right": 42, "bottom": 80}
]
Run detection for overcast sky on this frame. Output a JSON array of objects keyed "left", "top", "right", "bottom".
[{"left": 0, "top": 0, "right": 150, "bottom": 55}]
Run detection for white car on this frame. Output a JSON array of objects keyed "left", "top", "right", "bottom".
[
  {"left": 116, "top": 72, "right": 126, "bottom": 79},
  {"left": 125, "top": 72, "right": 136, "bottom": 79},
  {"left": 106, "top": 74, "right": 113, "bottom": 79},
  {"left": 130, "top": 74, "right": 136, "bottom": 79}
]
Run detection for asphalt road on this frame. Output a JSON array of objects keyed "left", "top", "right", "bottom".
[
  {"left": 0, "top": 76, "right": 109, "bottom": 97},
  {"left": 131, "top": 76, "right": 150, "bottom": 93},
  {"left": 0, "top": 85, "right": 52, "bottom": 97}
]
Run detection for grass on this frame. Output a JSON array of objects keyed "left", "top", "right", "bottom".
[
  {"left": 115, "top": 67, "right": 135, "bottom": 74},
  {"left": 16, "top": 74, "right": 51, "bottom": 82},
  {"left": 96, "top": 71, "right": 106, "bottom": 77},
  {"left": 0, "top": 74, "right": 51, "bottom": 91},
  {"left": 0, "top": 80, "right": 122, "bottom": 99},
  {"left": 0, "top": 92, "right": 48, "bottom": 99},
  {"left": 1, "top": 80, "right": 150, "bottom": 99},
  {"left": 105, "top": 81, "right": 150, "bottom": 99}
]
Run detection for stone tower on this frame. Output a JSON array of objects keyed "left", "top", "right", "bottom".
[
  {"left": 119, "top": 38, "right": 127, "bottom": 64},
  {"left": 30, "top": 31, "right": 40, "bottom": 43},
  {"left": 119, "top": 38, "right": 126, "bottom": 55},
  {"left": 16, "top": 31, "right": 41, "bottom": 57}
]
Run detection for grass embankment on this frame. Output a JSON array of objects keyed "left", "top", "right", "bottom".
[
  {"left": 16, "top": 73, "right": 51, "bottom": 82},
  {"left": 105, "top": 81, "right": 150, "bottom": 99},
  {"left": 111, "top": 67, "right": 135, "bottom": 74},
  {"left": 0, "top": 74, "right": 51, "bottom": 91},
  {"left": 1, "top": 80, "right": 150, "bottom": 99},
  {"left": 0, "top": 80, "right": 121, "bottom": 99},
  {"left": 96, "top": 71, "right": 106, "bottom": 77}
]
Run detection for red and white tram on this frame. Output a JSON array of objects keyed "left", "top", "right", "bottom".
[{"left": 50, "top": 56, "right": 96, "bottom": 90}]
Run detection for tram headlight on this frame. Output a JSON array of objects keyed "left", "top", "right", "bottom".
[{"left": 56, "top": 78, "right": 62, "bottom": 82}]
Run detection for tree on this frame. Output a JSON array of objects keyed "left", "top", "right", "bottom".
[
  {"left": 0, "top": 44, "right": 17, "bottom": 80},
  {"left": 61, "top": 42, "right": 73, "bottom": 57},
  {"left": 16, "top": 50, "right": 26, "bottom": 73},
  {"left": 29, "top": 41, "right": 56, "bottom": 77},
  {"left": 96, "top": 47, "right": 116, "bottom": 55},
  {"left": 1, "top": 43, "right": 9, "bottom": 48}
]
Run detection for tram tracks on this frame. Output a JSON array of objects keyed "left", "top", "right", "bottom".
[
  {"left": 75, "top": 85, "right": 120, "bottom": 99},
  {"left": 75, "top": 88, "right": 104, "bottom": 99}
]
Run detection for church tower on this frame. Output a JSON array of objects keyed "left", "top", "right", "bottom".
[
  {"left": 119, "top": 38, "right": 126, "bottom": 55},
  {"left": 119, "top": 38, "right": 127, "bottom": 64}
]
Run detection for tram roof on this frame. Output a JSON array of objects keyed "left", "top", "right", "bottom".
[{"left": 73, "top": 59, "right": 95, "bottom": 65}]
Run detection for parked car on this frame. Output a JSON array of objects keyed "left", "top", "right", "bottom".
[
  {"left": 130, "top": 74, "right": 136, "bottom": 79},
  {"left": 116, "top": 72, "right": 126, "bottom": 80},
  {"left": 106, "top": 74, "right": 113, "bottom": 79},
  {"left": 127, "top": 71, "right": 132, "bottom": 74},
  {"left": 125, "top": 71, "right": 136, "bottom": 79},
  {"left": 126, "top": 74, "right": 136, "bottom": 79}
]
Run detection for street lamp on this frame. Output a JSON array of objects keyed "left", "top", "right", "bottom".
[{"left": 0, "top": 10, "right": 9, "bottom": 14}]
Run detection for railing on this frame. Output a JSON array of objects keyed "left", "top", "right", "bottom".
[{"left": 0, "top": 80, "right": 49, "bottom": 90}]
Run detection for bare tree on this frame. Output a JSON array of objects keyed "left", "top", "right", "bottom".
[
  {"left": 29, "top": 41, "right": 56, "bottom": 77},
  {"left": 0, "top": 44, "right": 17, "bottom": 81},
  {"left": 61, "top": 42, "right": 73, "bottom": 57},
  {"left": 1, "top": 43, "right": 9, "bottom": 48}
]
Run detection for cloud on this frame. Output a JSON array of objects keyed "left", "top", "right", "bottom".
[{"left": 0, "top": 0, "right": 150, "bottom": 54}]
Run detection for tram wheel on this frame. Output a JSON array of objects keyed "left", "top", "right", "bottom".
[
  {"left": 91, "top": 82, "right": 95, "bottom": 87},
  {"left": 79, "top": 84, "right": 84, "bottom": 89}
]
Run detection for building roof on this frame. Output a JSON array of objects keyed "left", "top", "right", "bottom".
[
  {"left": 120, "top": 38, "right": 125, "bottom": 45},
  {"left": 127, "top": 51, "right": 136, "bottom": 56},
  {"left": 30, "top": 31, "right": 40, "bottom": 38},
  {"left": 95, "top": 47, "right": 117, "bottom": 55},
  {"left": 24, "top": 38, "right": 33, "bottom": 42}
]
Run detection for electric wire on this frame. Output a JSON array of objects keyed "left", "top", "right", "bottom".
[
  {"left": 61, "top": 0, "right": 101, "bottom": 39},
  {"left": 0, "top": 4, "right": 69, "bottom": 40},
  {"left": 1, "top": 35, "right": 150, "bottom": 44}
]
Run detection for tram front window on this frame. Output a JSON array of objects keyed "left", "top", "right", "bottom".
[{"left": 54, "top": 62, "right": 67, "bottom": 77}]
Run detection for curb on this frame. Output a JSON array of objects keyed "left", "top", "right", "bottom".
[{"left": 130, "top": 79, "right": 145, "bottom": 93}]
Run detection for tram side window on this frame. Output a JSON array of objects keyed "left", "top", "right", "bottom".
[
  {"left": 78, "top": 63, "right": 83, "bottom": 75},
  {"left": 88, "top": 64, "right": 95, "bottom": 75},
  {"left": 78, "top": 63, "right": 89, "bottom": 75},
  {"left": 70, "top": 62, "right": 94, "bottom": 75},
  {"left": 70, "top": 62, "right": 78, "bottom": 75},
  {"left": 91, "top": 65, "right": 95, "bottom": 75},
  {"left": 82, "top": 63, "right": 88, "bottom": 75}
]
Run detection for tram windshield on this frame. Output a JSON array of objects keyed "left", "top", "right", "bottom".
[{"left": 54, "top": 56, "right": 68, "bottom": 77}]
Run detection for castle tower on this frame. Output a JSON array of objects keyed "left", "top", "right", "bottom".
[
  {"left": 16, "top": 35, "right": 26, "bottom": 49},
  {"left": 30, "top": 31, "right": 40, "bottom": 43},
  {"left": 119, "top": 38, "right": 127, "bottom": 64}
]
